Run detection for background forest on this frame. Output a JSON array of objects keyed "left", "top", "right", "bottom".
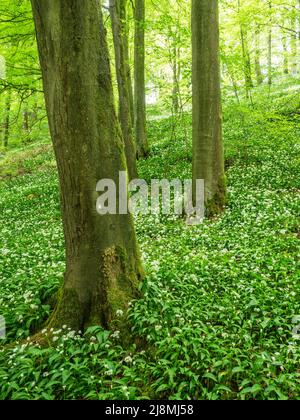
[{"left": 0, "top": 0, "right": 299, "bottom": 401}]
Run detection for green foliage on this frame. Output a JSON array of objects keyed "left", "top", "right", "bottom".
[
  {"left": 0, "top": 0, "right": 47, "bottom": 150},
  {"left": 0, "top": 143, "right": 54, "bottom": 178},
  {"left": 0, "top": 102, "right": 299, "bottom": 400},
  {"left": 1, "top": 0, "right": 300, "bottom": 146}
]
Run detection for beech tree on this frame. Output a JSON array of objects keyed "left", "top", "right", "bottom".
[
  {"left": 2, "top": 92, "right": 11, "bottom": 148},
  {"left": 134, "top": 0, "right": 149, "bottom": 158},
  {"left": 192, "top": 0, "right": 226, "bottom": 215},
  {"left": 109, "top": 0, "right": 138, "bottom": 180},
  {"left": 254, "top": 26, "right": 263, "bottom": 85},
  {"left": 31, "top": 0, "right": 144, "bottom": 331},
  {"left": 290, "top": 2, "right": 298, "bottom": 75},
  {"left": 268, "top": 1, "right": 273, "bottom": 86},
  {"left": 238, "top": 0, "right": 253, "bottom": 98}
]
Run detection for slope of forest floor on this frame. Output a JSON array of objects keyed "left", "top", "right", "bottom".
[{"left": 0, "top": 102, "right": 299, "bottom": 400}]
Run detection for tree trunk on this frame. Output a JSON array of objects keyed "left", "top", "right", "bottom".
[
  {"left": 23, "top": 105, "right": 31, "bottom": 141},
  {"left": 192, "top": 0, "right": 226, "bottom": 216},
  {"left": 291, "top": 13, "right": 297, "bottom": 75},
  {"left": 134, "top": 0, "right": 149, "bottom": 158},
  {"left": 254, "top": 27, "right": 263, "bottom": 85},
  {"left": 109, "top": 0, "right": 138, "bottom": 181},
  {"left": 228, "top": 68, "right": 240, "bottom": 104},
  {"left": 238, "top": 0, "right": 253, "bottom": 98},
  {"left": 123, "top": 1, "right": 135, "bottom": 126},
  {"left": 268, "top": 30, "right": 272, "bottom": 85},
  {"left": 298, "top": 0, "right": 300, "bottom": 41},
  {"left": 31, "top": 0, "right": 144, "bottom": 331},
  {"left": 282, "top": 28, "right": 289, "bottom": 75},
  {"left": 125, "top": 42, "right": 134, "bottom": 129},
  {"left": 268, "top": 1, "right": 272, "bottom": 86},
  {"left": 172, "top": 45, "right": 181, "bottom": 115},
  {"left": 3, "top": 92, "right": 11, "bottom": 148}
]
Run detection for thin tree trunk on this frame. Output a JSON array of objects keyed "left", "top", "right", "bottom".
[
  {"left": 23, "top": 104, "right": 30, "bottom": 139},
  {"left": 268, "top": 1, "right": 273, "bottom": 86},
  {"left": 125, "top": 39, "right": 134, "bottom": 128},
  {"left": 123, "top": 2, "right": 135, "bottom": 126},
  {"left": 172, "top": 45, "right": 180, "bottom": 115},
  {"left": 192, "top": 0, "right": 226, "bottom": 215},
  {"left": 31, "top": 0, "right": 144, "bottom": 331},
  {"left": 254, "top": 27, "right": 263, "bottom": 85},
  {"left": 298, "top": 0, "right": 300, "bottom": 69},
  {"left": 298, "top": 0, "right": 300, "bottom": 41},
  {"left": 238, "top": 0, "right": 253, "bottom": 98},
  {"left": 3, "top": 92, "right": 11, "bottom": 148},
  {"left": 134, "top": 0, "right": 149, "bottom": 158},
  {"left": 282, "top": 29, "right": 289, "bottom": 75},
  {"left": 228, "top": 66, "right": 240, "bottom": 104},
  {"left": 109, "top": 0, "right": 138, "bottom": 180},
  {"left": 268, "top": 29, "right": 272, "bottom": 85},
  {"left": 291, "top": 13, "right": 297, "bottom": 75},
  {"left": 242, "top": 34, "right": 253, "bottom": 95}
]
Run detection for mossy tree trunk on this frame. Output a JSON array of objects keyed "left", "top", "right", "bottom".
[
  {"left": 31, "top": 0, "right": 144, "bottom": 331},
  {"left": 109, "top": 0, "right": 138, "bottom": 181},
  {"left": 134, "top": 0, "right": 149, "bottom": 158},
  {"left": 192, "top": 0, "right": 226, "bottom": 216}
]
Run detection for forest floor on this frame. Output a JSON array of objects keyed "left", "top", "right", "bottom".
[{"left": 0, "top": 101, "right": 299, "bottom": 400}]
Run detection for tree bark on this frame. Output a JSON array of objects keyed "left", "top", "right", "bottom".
[
  {"left": 282, "top": 28, "right": 289, "bottom": 75},
  {"left": 238, "top": 0, "right": 253, "bottom": 98},
  {"left": 172, "top": 45, "right": 180, "bottom": 115},
  {"left": 31, "top": 0, "right": 144, "bottom": 331},
  {"left": 268, "top": 1, "right": 273, "bottom": 86},
  {"left": 254, "top": 27, "right": 263, "bottom": 85},
  {"left": 298, "top": 0, "right": 300, "bottom": 41},
  {"left": 123, "top": 2, "right": 135, "bottom": 126},
  {"left": 291, "top": 12, "right": 298, "bottom": 75},
  {"left": 23, "top": 104, "right": 31, "bottom": 141},
  {"left": 192, "top": 0, "right": 226, "bottom": 215},
  {"left": 134, "top": 0, "right": 149, "bottom": 158},
  {"left": 109, "top": 0, "right": 138, "bottom": 181},
  {"left": 3, "top": 92, "right": 11, "bottom": 148}
]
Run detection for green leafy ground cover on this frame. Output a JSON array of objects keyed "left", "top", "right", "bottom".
[{"left": 0, "top": 102, "right": 299, "bottom": 400}]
